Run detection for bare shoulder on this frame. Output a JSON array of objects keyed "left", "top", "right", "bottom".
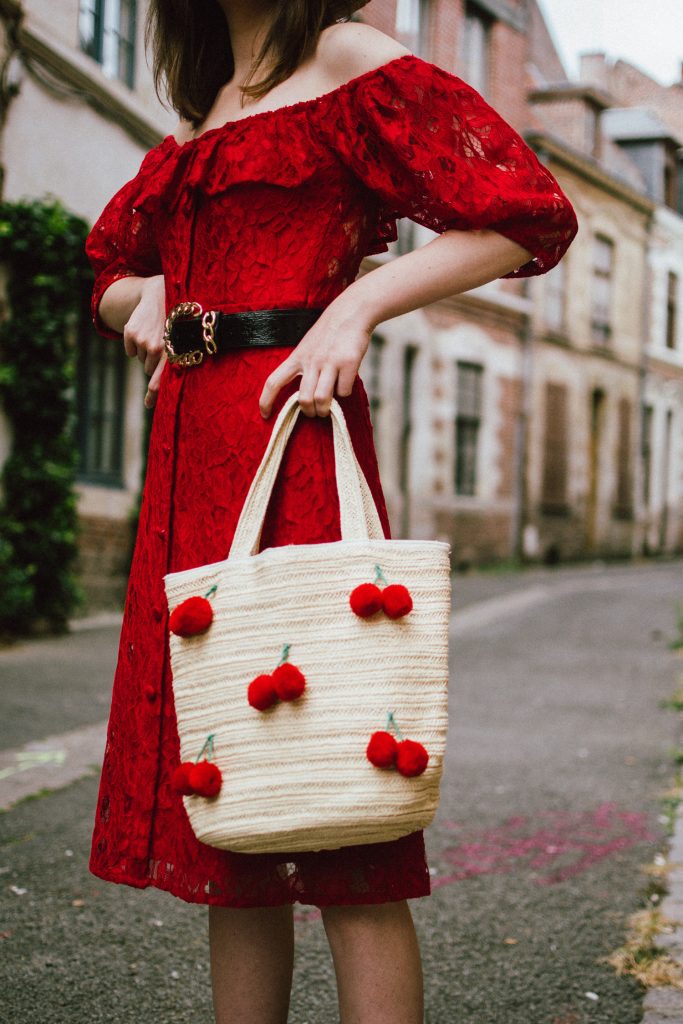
[{"left": 317, "top": 22, "right": 412, "bottom": 89}]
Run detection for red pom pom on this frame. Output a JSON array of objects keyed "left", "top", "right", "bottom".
[
  {"left": 248, "top": 673, "right": 278, "bottom": 711},
  {"left": 272, "top": 663, "right": 306, "bottom": 701},
  {"left": 170, "top": 761, "right": 195, "bottom": 796},
  {"left": 366, "top": 731, "right": 398, "bottom": 768},
  {"left": 350, "top": 582, "right": 383, "bottom": 617},
  {"left": 188, "top": 760, "right": 222, "bottom": 797},
  {"left": 381, "top": 584, "right": 413, "bottom": 619},
  {"left": 396, "top": 739, "right": 429, "bottom": 777},
  {"left": 169, "top": 596, "right": 214, "bottom": 637}
]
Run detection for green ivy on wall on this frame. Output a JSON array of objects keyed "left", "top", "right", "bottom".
[{"left": 0, "top": 198, "right": 91, "bottom": 636}]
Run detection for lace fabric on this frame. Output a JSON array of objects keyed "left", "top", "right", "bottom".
[{"left": 85, "top": 52, "right": 577, "bottom": 907}]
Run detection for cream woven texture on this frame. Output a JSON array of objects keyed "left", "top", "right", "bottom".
[{"left": 164, "top": 393, "right": 451, "bottom": 854}]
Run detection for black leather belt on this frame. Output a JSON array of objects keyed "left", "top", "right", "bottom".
[{"left": 163, "top": 302, "right": 324, "bottom": 368}]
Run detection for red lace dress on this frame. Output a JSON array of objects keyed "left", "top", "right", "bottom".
[{"left": 86, "top": 52, "right": 577, "bottom": 908}]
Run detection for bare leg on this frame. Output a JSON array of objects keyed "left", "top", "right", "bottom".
[
  {"left": 208, "top": 904, "right": 294, "bottom": 1024},
  {"left": 320, "top": 900, "right": 424, "bottom": 1024}
]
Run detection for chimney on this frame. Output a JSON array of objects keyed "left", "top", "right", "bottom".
[{"left": 580, "top": 52, "right": 609, "bottom": 90}]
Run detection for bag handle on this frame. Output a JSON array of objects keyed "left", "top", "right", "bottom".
[{"left": 229, "top": 392, "right": 385, "bottom": 558}]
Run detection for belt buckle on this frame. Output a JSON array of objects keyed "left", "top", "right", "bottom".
[{"left": 164, "top": 301, "right": 218, "bottom": 368}]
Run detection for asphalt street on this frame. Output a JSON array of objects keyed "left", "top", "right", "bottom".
[{"left": 1, "top": 560, "right": 682, "bottom": 1023}]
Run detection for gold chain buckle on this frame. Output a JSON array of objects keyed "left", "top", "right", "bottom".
[{"left": 164, "top": 301, "right": 218, "bottom": 367}]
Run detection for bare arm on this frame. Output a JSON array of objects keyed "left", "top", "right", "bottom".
[{"left": 258, "top": 227, "right": 532, "bottom": 418}]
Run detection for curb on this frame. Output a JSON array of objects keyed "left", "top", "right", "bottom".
[{"left": 642, "top": 793, "right": 683, "bottom": 1021}]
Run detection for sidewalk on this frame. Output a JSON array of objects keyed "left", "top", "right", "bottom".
[{"left": 1, "top": 559, "right": 682, "bottom": 1023}]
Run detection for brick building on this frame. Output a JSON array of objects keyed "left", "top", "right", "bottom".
[
  {"left": 363, "top": 0, "right": 682, "bottom": 565},
  {"left": 581, "top": 54, "right": 683, "bottom": 553}
]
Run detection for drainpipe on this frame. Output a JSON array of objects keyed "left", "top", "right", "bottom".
[
  {"left": 512, "top": 285, "right": 533, "bottom": 561},
  {"left": 634, "top": 214, "right": 654, "bottom": 557}
]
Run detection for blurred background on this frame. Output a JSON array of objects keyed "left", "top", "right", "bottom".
[{"left": 0, "top": 0, "right": 682, "bottom": 632}]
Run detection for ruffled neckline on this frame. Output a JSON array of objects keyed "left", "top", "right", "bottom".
[{"left": 163, "top": 52, "right": 418, "bottom": 149}]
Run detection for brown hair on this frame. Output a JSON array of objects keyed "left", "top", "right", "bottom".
[{"left": 145, "top": 0, "right": 371, "bottom": 129}]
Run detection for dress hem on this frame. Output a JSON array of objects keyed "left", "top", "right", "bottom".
[{"left": 89, "top": 858, "right": 432, "bottom": 908}]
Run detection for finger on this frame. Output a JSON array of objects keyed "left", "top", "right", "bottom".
[
  {"left": 297, "top": 364, "right": 322, "bottom": 418},
  {"left": 312, "top": 365, "right": 339, "bottom": 417},
  {"left": 259, "top": 357, "right": 301, "bottom": 419},
  {"left": 144, "top": 353, "right": 166, "bottom": 409},
  {"left": 336, "top": 358, "right": 359, "bottom": 397},
  {"left": 123, "top": 334, "right": 138, "bottom": 359},
  {"left": 144, "top": 346, "right": 163, "bottom": 376}
]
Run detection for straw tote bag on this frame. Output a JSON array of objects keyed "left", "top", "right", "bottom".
[{"left": 163, "top": 391, "right": 451, "bottom": 854}]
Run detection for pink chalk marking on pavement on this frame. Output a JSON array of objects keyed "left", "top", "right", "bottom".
[{"left": 432, "top": 802, "right": 655, "bottom": 888}]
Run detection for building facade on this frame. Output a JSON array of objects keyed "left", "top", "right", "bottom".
[
  {"left": 0, "top": 0, "right": 680, "bottom": 611},
  {"left": 0, "top": 0, "right": 173, "bottom": 604}
]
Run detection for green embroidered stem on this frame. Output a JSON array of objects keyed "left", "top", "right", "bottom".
[
  {"left": 278, "top": 643, "right": 291, "bottom": 666},
  {"left": 204, "top": 585, "right": 217, "bottom": 599},
  {"left": 374, "top": 564, "right": 388, "bottom": 586},
  {"left": 196, "top": 734, "right": 215, "bottom": 762},
  {"left": 386, "top": 711, "right": 403, "bottom": 741}
]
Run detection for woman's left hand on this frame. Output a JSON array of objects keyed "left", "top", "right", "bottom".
[{"left": 258, "top": 299, "right": 374, "bottom": 419}]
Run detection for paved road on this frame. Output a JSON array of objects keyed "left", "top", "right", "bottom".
[{"left": 1, "top": 561, "right": 681, "bottom": 1023}]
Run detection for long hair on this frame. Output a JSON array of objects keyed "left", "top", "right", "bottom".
[{"left": 145, "top": 0, "right": 371, "bottom": 128}]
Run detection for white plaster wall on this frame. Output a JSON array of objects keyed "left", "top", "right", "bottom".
[
  {"left": 642, "top": 374, "right": 683, "bottom": 550},
  {"left": 1, "top": 73, "right": 170, "bottom": 223},
  {"left": 649, "top": 207, "right": 683, "bottom": 364},
  {"left": 359, "top": 308, "right": 434, "bottom": 538}
]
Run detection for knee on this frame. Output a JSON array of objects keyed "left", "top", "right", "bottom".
[{"left": 320, "top": 899, "right": 411, "bottom": 938}]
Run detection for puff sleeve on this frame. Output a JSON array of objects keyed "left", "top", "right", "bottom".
[
  {"left": 320, "top": 54, "right": 578, "bottom": 277},
  {"left": 85, "top": 144, "right": 168, "bottom": 339}
]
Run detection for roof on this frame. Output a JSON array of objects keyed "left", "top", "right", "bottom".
[{"left": 602, "top": 107, "right": 683, "bottom": 146}]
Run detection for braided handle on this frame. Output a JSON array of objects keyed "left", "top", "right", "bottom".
[{"left": 228, "top": 393, "right": 385, "bottom": 559}]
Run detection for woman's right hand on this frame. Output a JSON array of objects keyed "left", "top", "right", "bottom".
[
  {"left": 119, "top": 274, "right": 167, "bottom": 409},
  {"left": 122, "top": 274, "right": 166, "bottom": 373}
]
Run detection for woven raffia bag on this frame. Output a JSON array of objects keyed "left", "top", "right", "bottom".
[{"left": 163, "top": 392, "right": 451, "bottom": 854}]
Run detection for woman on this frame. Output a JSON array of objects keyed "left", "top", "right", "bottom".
[{"left": 86, "top": 1, "right": 578, "bottom": 1021}]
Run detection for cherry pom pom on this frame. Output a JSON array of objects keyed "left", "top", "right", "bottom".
[
  {"left": 366, "top": 731, "right": 398, "bottom": 768},
  {"left": 188, "top": 760, "right": 222, "bottom": 797},
  {"left": 396, "top": 739, "right": 429, "bottom": 777},
  {"left": 350, "top": 582, "right": 383, "bottom": 618},
  {"left": 170, "top": 761, "right": 195, "bottom": 796},
  {"left": 248, "top": 674, "right": 278, "bottom": 711},
  {"left": 381, "top": 584, "right": 413, "bottom": 619},
  {"left": 272, "top": 663, "right": 306, "bottom": 701},
  {"left": 169, "top": 596, "right": 214, "bottom": 637}
]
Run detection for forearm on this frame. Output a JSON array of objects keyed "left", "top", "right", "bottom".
[
  {"left": 99, "top": 274, "right": 163, "bottom": 334},
  {"left": 336, "top": 228, "right": 532, "bottom": 330}
]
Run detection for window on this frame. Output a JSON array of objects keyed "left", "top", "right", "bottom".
[
  {"left": 79, "top": 0, "right": 136, "bottom": 88},
  {"left": 366, "top": 333, "right": 385, "bottom": 437},
  {"left": 460, "top": 3, "right": 493, "bottom": 95},
  {"left": 76, "top": 295, "right": 126, "bottom": 486},
  {"left": 614, "top": 397, "right": 633, "bottom": 519},
  {"left": 664, "top": 150, "right": 679, "bottom": 211},
  {"left": 591, "top": 234, "right": 614, "bottom": 345},
  {"left": 666, "top": 271, "right": 678, "bottom": 350},
  {"left": 454, "top": 361, "right": 483, "bottom": 496},
  {"left": 395, "top": 0, "right": 431, "bottom": 55},
  {"left": 641, "top": 404, "right": 653, "bottom": 508},
  {"left": 396, "top": 218, "right": 416, "bottom": 256},
  {"left": 544, "top": 259, "right": 566, "bottom": 333},
  {"left": 541, "top": 381, "right": 568, "bottom": 513}
]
